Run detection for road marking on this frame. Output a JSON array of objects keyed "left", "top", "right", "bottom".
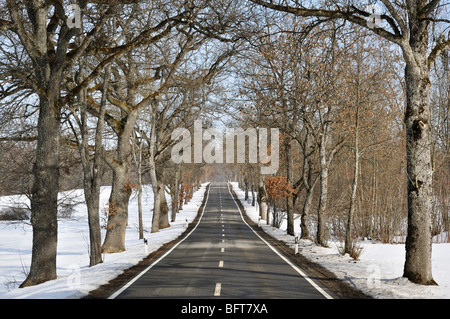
[
  {"left": 221, "top": 248, "right": 225, "bottom": 253},
  {"left": 219, "top": 260, "right": 224, "bottom": 268},
  {"left": 227, "top": 184, "right": 334, "bottom": 300},
  {"left": 214, "top": 283, "right": 221, "bottom": 296}
]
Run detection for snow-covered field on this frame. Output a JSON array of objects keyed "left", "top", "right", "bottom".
[
  {"left": 0, "top": 183, "right": 208, "bottom": 299},
  {"left": 231, "top": 182, "right": 450, "bottom": 299}
]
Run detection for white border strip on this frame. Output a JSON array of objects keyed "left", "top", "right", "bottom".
[
  {"left": 108, "top": 183, "right": 211, "bottom": 299},
  {"left": 227, "top": 183, "right": 333, "bottom": 299}
]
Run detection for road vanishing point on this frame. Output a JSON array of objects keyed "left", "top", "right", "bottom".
[{"left": 109, "top": 182, "right": 333, "bottom": 299}]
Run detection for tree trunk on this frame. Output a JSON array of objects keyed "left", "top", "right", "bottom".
[
  {"left": 81, "top": 125, "right": 104, "bottom": 265},
  {"left": 251, "top": 183, "right": 256, "bottom": 206},
  {"left": 15, "top": 0, "right": 64, "bottom": 288},
  {"left": 316, "top": 132, "right": 329, "bottom": 247},
  {"left": 244, "top": 179, "right": 249, "bottom": 201},
  {"left": 171, "top": 167, "right": 180, "bottom": 222},
  {"left": 402, "top": 44, "right": 437, "bottom": 285},
  {"left": 151, "top": 178, "right": 161, "bottom": 233},
  {"left": 101, "top": 163, "right": 132, "bottom": 253},
  {"left": 79, "top": 64, "right": 109, "bottom": 267},
  {"left": 20, "top": 94, "right": 60, "bottom": 288},
  {"left": 272, "top": 199, "right": 277, "bottom": 227},
  {"left": 135, "top": 138, "right": 144, "bottom": 240},
  {"left": 300, "top": 153, "right": 318, "bottom": 240},
  {"left": 285, "top": 140, "right": 294, "bottom": 236},
  {"left": 396, "top": 4, "right": 437, "bottom": 285},
  {"left": 101, "top": 116, "right": 135, "bottom": 253},
  {"left": 300, "top": 187, "right": 313, "bottom": 240},
  {"left": 86, "top": 190, "right": 103, "bottom": 266},
  {"left": 345, "top": 46, "right": 362, "bottom": 255},
  {"left": 158, "top": 179, "right": 170, "bottom": 229},
  {"left": 258, "top": 179, "right": 267, "bottom": 220},
  {"left": 138, "top": 183, "right": 143, "bottom": 239},
  {"left": 345, "top": 125, "right": 360, "bottom": 254}
]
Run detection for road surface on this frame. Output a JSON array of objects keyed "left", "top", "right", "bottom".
[{"left": 110, "top": 182, "right": 332, "bottom": 299}]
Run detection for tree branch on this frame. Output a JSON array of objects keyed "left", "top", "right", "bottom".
[
  {"left": 379, "top": 0, "right": 408, "bottom": 35},
  {"left": 420, "top": 0, "right": 441, "bottom": 16},
  {"left": 248, "top": 0, "right": 403, "bottom": 44},
  {"left": 63, "top": 20, "right": 175, "bottom": 105}
]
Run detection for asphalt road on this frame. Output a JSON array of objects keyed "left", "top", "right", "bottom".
[{"left": 111, "top": 182, "right": 332, "bottom": 299}]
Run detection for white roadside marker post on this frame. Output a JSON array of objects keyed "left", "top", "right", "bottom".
[{"left": 144, "top": 237, "right": 148, "bottom": 255}]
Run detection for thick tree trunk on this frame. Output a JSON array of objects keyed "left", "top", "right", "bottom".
[
  {"left": 86, "top": 189, "right": 103, "bottom": 266},
  {"left": 16, "top": 0, "right": 65, "bottom": 288},
  {"left": 158, "top": 179, "right": 170, "bottom": 229},
  {"left": 21, "top": 94, "right": 60, "bottom": 287},
  {"left": 300, "top": 187, "right": 313, "bottom": 240},
  {"left": 151, "top": 190, "right": 161, "bottom": 232},
  {"left": 402, "top": 56, "right": 437, "bottom": 286},
  {"left": 300, "top": 155, "right": 317, "bottom": 240},
  {"left": 101, "top": 118, "right": 134, "bottom": 253},
  {"left": 258, "top": 179, "right": 267, "bottom": 221},
  {"left": 399, "top": 5, "right": 437, "bottom": 285},
  {"left": 101, "top": 163, "right": 132, "bottom": 253}
]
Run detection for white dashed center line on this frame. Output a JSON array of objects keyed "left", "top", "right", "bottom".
[{"left": 214, "top": 283, "right": 221, "bottom": 296}]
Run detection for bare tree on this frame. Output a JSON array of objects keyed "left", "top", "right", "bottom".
[{"left": 0, "top": 0, "right": 117, "bottom": 287}]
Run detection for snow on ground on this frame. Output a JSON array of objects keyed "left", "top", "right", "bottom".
[
  {"left": 230, "top": 182, "right": 450, "bottom": 299},
  {"left": 0, "top": 183, "right": 208, "bottom": 299}
]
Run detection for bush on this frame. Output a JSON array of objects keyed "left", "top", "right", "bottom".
[
  {"left": 336, "top": 239, "right": 364, "bottom": 261},
  {"left": 58, "top": 202, "right": 76, "bottom": 219},
  {"left": 0, "top": 206, "right": 30, "bottom": 221}
]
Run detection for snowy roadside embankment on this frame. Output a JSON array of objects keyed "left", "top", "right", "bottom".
[
  {"left": 230, "top": 182, "right": 450, "bottom": 299},
  {"left": 0, "top": 183, "right": 208, "bottom": 299}
]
